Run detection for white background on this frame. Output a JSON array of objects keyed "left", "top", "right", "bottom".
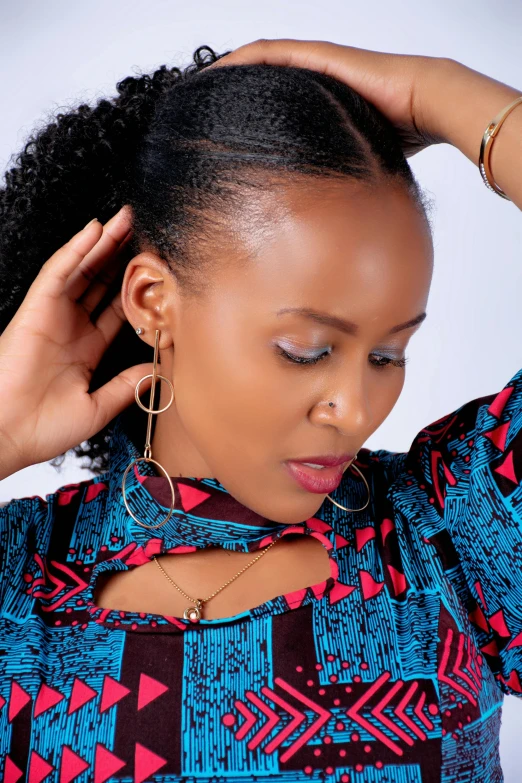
[{"left": 1, "top": 0, "right": 521, "bottom": 778}]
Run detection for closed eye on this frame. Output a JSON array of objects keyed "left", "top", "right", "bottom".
[
  {"left": 276, "top": 346, "right": 330, "bottom": 365},
  {"left": 276, "top": 346, "right": 408, "bottom": 370},
  {"left": 369, "top": 354, "right": 409, "bottom": 370}
]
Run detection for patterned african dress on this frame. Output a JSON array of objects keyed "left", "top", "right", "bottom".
[{"left": 1, "top": 366, "right": 522, "bottom": 783}]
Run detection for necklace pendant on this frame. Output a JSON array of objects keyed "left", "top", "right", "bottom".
[{"left": 183, "top": 601, "right": 203, "bottom": 624}]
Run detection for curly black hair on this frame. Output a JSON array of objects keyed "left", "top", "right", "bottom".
[{"left": 0, "top": 45, "right": 432, "bottom": 477}]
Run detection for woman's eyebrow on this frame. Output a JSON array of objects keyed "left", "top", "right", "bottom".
[{"left": 276, "top": 307, "right": 427, "bottom": 335}]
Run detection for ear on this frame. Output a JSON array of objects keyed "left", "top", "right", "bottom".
[{"left": 120, "top": 251, "right": 178, "bottom": 349}]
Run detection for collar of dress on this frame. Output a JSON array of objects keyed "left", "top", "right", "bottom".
[{"left": 105, "top": 412, "right": 310, "bottom": 555}]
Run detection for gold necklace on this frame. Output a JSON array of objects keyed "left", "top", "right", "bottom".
[{"left": 152, "top": 536, "right": 282, "bottom": 623}]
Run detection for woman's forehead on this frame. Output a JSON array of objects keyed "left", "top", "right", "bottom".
[{"left": 203, "top": 181, "right": 433, "bottom": 327}]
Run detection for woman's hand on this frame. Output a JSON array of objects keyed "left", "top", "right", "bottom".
[
  {"left": 0, "top": 207, "right": 153, "bottom": 480},
  {"left": 207, "top": 39, "right": 522, "bottom": 206},
  {"left": 206, "top": 38, "right": 450, "bottom": 157}
]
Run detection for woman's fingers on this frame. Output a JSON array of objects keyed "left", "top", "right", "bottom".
[
  {"left": 24, "top": 205, "right": 130, "bottom": 306},
  {"left": 209, "top": 38, "right": 371, "bottom": 81},
  {"left": 75, "top": 227, "right": 133, "bottom": 315},
  {"left": 29, "top": 218, "right": 104, "bottom": 302},
  {"left": 88, "top": 362, "right": 154, "bottom": 436},
  {"left": 206, "top": 38, "right": 427, "bottom": 157},
  {"left": 207, "top": 38, "right": 409, "bottom": 110},
  {"left": 64, "top": 205, "right": 133, "bottom": 304},
  {"left": 208, "top": 38, "right": 326, "bottom": 68},
  {"left": 93, "top": 289, "right": 129, "bottom": 351}
]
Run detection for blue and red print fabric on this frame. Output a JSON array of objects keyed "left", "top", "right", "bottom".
[{"left": 1, "top": 366, "right": 522, "bottom": 782}]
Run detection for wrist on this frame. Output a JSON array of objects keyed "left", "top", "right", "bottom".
[
  {"left": 0, "top": 429, "right": 26, "bottom": 481},
  {"left": 415, "top": 56, "right": 521, "bottom": 166},
  {"left": 412, "top": 56, "right": 457, "bottom": 146}
]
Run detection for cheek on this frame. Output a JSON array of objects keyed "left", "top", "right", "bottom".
[
  {"left": 172, "top": 329, "right": 287, "bottom": 457},
  {"left": 369, "top": 369, "right": 406, "bottom": 428}
]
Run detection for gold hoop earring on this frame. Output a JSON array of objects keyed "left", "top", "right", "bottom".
[
  {"left": 325, "top": 454, "right": 370, "bottom": 512},
  {"left": 121, "top": 328, "right": 177, "bottom": 529}
]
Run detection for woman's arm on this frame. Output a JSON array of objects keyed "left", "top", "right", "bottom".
[{"left": 420, "top": 58, "right": 522, "bottom": 208}]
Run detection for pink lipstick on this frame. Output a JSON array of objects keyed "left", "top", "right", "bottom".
[{"left": 285, "top": 457, "right": 353, "bottom": 494}]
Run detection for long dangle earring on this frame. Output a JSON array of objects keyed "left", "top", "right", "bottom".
[
  {"left": 324, "top": 401, "right": 370, "bottom": 512},
  {"left": 121, "top": 328, "right": 177, "bottom": 529}
]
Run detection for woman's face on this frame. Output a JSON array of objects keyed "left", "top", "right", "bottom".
[{"left": 124, "top": 178, "right": 433, "bottom": 524}]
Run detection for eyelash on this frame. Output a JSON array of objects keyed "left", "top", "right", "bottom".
[{"left": 276, "top": 346, "right": 409, "bottom": 370}]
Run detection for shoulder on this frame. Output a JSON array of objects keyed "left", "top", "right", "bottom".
[
  {"left": 332, "top": 445, "right": 409, "bottom": 498},
  {"left": 329, "top": 446, "right": 407, "bottom": 518},
  {"left": 0, "top": 492, "right": 49, "bottom": 517},
  {"left": 0, "top": 472, "right": 111, "bottom": 600},
  {"left": 0, "top": 470, "right": 111, "bottom": 528},
  {"left": 356, "top": 445, "right": 408, "bottom": 485}
]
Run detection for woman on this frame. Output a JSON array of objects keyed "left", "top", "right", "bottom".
[{"left": 0, "top": 38, "right": 520, "bottom": 782}]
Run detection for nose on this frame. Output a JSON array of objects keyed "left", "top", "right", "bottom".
[{"left": 314, "top": 375, "right": 374, "bottom": 437}]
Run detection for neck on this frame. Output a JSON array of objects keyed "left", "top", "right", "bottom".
[{"left": 150, "top": 406, "right": 216, "bottom": 479}]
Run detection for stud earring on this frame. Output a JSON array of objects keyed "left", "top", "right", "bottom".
[
  {"left": 135, "top": 327, "right": 144, "bottom": 335},
  {"left": 121, "top": 328, "right": 176, "bottom": 529}
]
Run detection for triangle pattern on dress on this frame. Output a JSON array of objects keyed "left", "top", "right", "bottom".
[{"left": 177, "top": 482, "right": 212, "bottom": 512}]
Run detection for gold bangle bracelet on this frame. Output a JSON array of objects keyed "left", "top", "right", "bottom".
[{"left": 478, "top": 95, "right": 522, "bottom": 201}]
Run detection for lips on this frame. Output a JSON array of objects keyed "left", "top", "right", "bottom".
[
  {"left": 290, "top": 454, "right": 355, "bottom": 467},
  {"left": 285, "top": 460, "right": 351, "bottom": 494}
]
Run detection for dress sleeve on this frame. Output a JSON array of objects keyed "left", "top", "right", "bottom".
[
  {"left": 0, "top": 494, "right": 49, "bottom": 613},
  {"left": 404, "top": 366, "right": 522, "bottom": 697}
]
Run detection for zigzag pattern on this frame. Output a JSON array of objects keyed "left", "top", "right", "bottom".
[
  {"left": 234, "top": 677, "right": 331, "bottom": 762},
  {"left": 437, "top": 629, "right": 482, "bottom": 707},
  {"left": 345, "top": 672, "right": 435, "bottom": 756}
]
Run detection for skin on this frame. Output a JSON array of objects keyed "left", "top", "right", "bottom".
[{"left": 94, "top": 176, "right": 433, "bottom": 618}]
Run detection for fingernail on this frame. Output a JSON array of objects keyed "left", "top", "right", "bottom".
[{"left": 83, "top": 217, "right": 99, "bottom": 230}]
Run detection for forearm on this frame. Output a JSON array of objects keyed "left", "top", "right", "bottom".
[
  {"left": 422, "top": 58, "right": 522, "bottom": 208},
  {"left": 0, "top": 460, "right": 19, "bottom": 482}
]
